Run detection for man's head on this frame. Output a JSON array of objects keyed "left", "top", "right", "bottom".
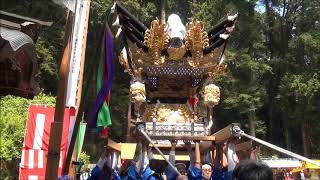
[
  {"left": 175, "top": 163, "right": 187, "bottom": 175},
  {"left": 233, "top": 160, "right": 273, "bottom": 180},
  {"left": 202, "top": 164, "right": 213, "bottom": 180}
]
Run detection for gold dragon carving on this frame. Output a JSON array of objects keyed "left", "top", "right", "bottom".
[
  {"left": 185, "top": 20, "right": 209, "bottom": 67},
  {"left": 143, "top": 104, "right": 194, "bottom": 123},
  {"left": 144, "top": 19, "right": 170, "bottom": 66}
]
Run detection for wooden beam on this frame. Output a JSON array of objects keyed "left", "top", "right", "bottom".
[
  {"left": 0, "top": 10, "right": 52, "bottom": 26},
  {"left": 148, "top": 144, "right": 189, "bottom": 148},
  {"left": 120, "top": 143, "right": 191, "bottom": 160},
  {"left": 45, "top": 11, "right": 73, "bottom": 180},
  {"left": 235, "top": 141, "right": 252, "bottom": 152},
  {"left": 0, "top": 19, "right": 20, "bottom": 30},
  {"left": 213, "top": 123, "right": 240, "bottom": 142},
  {"left": 200, "top": 123, "right": 240, "bottom": 151},
  {"left": 107, "top": 139, "right": 121, "bottom": 152},
  {"left": 149, "top": 135, "right": 215, "bottom": 141}
]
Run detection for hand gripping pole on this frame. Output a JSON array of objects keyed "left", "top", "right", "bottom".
[{"left": 232, "top": 125, "right": 320, "bottom": 167}]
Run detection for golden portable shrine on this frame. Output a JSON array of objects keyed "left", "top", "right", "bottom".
[
  {"left": 109, "top": 3, "right": 320, "bottom": 169},
  {"left": 113, "top": 2, "right": 238, "bottom": 145}
]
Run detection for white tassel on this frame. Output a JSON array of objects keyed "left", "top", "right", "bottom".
[
  {"left": 219, "top": 33, "right": 230, "bottom": 40},
  {"left": 115, "top": 26, "right": 122, "bottom": 38},
  {"left": 226, "top": 26, "right": 235, "bottom": 33},
  {"left": 121, "top": 47, "right": 127, "bottom": 58},
  {"left": 227, "top": 13, "right": 238, "bottom": 21},
  {"left": 112, "top": 16, "right": 120, "bottom": 27},
  {"left": 219, "top": 55, "right": 225, "bottom": 65},
  {"left": 111, "top": 2, "right": 116, "bottom": 13}
]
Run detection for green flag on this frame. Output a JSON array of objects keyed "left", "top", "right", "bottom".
[{"left": 76, "top": 122, "right": 87, "bottom": 160}]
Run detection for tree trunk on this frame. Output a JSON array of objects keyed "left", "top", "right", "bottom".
[
  {"left": 248, "top": 110, "right": 256, "bottom": 137},
  {"left": 282, "top": 111, "right": 291, "bottom": 150},
  {"left": 264, "top": 0, "right": 275, "bottom": 142},
  {"left": 301, "top": 111, "right": 311, "bottom": 157},
  {"left": 160, "top": 0, "right": 166, "bottom": 24}
]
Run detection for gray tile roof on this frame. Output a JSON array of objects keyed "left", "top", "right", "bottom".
[{"left": 0, "top": 27, "right": 34, "bottom": 51}]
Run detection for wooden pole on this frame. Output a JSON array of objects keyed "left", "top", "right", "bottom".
[
  {"left": 63, "top": 0, "right": 91, "bottom": 174},
  {"left": 45, "top": 11, "right": 74, "bottom": 180}
]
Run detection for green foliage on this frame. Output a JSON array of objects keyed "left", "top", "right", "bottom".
[
  {"left": 109, "top": 83, "right": 129, "bottom": 140},
  {"left": 0, "top": 93, "right": 55, "bottom": 179},
  {"left": 78, "top": 151, "right": 91, "bottom": 173}
]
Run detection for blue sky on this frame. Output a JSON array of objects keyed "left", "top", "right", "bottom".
[{"left": 255, "top": 1, "right": 266, "bottom": 14}]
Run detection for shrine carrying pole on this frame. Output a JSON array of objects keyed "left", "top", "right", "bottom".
[
  {"left": 45, "top": 10, "right": 74, "bottom": 180},
  {"left": 232, "top": 126, "right": 320, "bottom": 167}
]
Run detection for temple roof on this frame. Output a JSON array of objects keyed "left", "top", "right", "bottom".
[
  {"left": 0, "top": 27, "right": 34, "bottom": 51},
  {"left": 0, "top": 11, "right": 51, "bottom": 99}
]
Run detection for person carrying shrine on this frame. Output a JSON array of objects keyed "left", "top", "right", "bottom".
[
  {"left": 184, "top": 140, "right": 239, "bottom": 180},
  {"left": 166, "top": 140, "right": 189, "bottom": 180},
  {"left": 88, "top": 147, "right": 121, "bottom": 180},
  {"left": 122, "top": 140, "right": 162, "bottom": 180}
]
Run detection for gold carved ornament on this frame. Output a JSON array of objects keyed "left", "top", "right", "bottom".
[
  {"left": 118, "top": 49, "right": 133, "bottom": 76},
  {"left": 144, "top": 19, "right": 170, "bottom": 66},
  {"left": 130, "top": 81, "right": 146, "bottom": 104},
  {"left": 185, "top": 20, "right": 209, "bottom": 67},
  {"left": 207, "top": 63, "right": 228, "bottom": 79},
  {"left": 202, "top": 83, "right": 220, "bottom": 107},
  {"left": 167, "top": 45, "right": 186, "bottom": 61},
  {"left": 143, "top": 104, "right": 193, "bottom": 123}
]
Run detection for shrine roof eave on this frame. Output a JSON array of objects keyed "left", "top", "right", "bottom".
[{"left": 0, "top": 10, "right": 53, "bottom": 27}]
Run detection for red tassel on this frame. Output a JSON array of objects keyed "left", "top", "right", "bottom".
[
  {"left": 100, "top": 127, "right": 109, "bottom": 138},
  {"left": 188, "top": 96, "right": 199, "bottom": 106}
]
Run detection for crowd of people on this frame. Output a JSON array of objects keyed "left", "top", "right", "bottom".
[{"left": 85, "top": 140, "right": 273, "bottom": 180}]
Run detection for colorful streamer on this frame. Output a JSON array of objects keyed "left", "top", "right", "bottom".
[{"left": 88, "top": 27, "right": 114, "bottom": 128}]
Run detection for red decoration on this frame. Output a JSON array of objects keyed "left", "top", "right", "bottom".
[
  {"left": 188, "top": 96, "right": 199, "bottom": 107},
  {"left": 100, "top": 127, "right": 109, "bottom": 138}
]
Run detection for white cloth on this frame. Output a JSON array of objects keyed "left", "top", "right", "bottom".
[
  {"left": 227, "top": 143, "right": 237, "bottom": 172},
  {"left": 166, "top": 14, "right": 186, "bottom": 40},
  {"left": 96, "top": 157, "right": 107, "bottom": 170}
]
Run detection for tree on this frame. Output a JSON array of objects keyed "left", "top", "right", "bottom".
[
  {"left": 218, "top": 52, "right": 272, "bottom": 137},
  {"left": 262, "top": 0, "right": 320, "bottom": 156}
]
